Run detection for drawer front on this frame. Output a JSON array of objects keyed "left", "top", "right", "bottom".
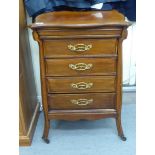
[
  {"left": 48, "top": 93, "right": 116, "bottom": 110},
  {"left": 45, "top": 58, "right": 116, "bottom": 76},
  {"left": 43, "top": 39, "right": 117, "bottom": 58},
  {"left": 38, "top": 29, "right": 122, "bottom": 37},
  {"left": 46, "top": 76, "right": 116, "bottom": 93}
]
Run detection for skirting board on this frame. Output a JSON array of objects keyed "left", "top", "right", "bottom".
[{"left": 19, "top": 103, "right": 40, "bottom": 146}]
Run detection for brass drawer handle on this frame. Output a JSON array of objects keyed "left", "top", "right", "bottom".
[
  {"left": 68, "top": 44, "right": 92, "bottom": 52},
  {"left": 71, "top": 99, "right": 93, "bottom": 106},
  {"left": 69, "top": 63, "right": 93, "bottom": 71},
  {"left": 71, "top": 82, "right": 93, "bottom": 90}
]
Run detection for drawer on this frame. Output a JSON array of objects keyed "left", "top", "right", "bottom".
[
  {"left": 46, "top": 76, "right": 116, "bottom": 93},
  {"left": 38, "top": 28, "right": 122, "bottom": 37},
  {"left": 48, "top": 93, "right": 116, "bottom": 110},
  {"left": 43, "top": 39, "right": 117, "bottom": 58},
  {"left": 45, "top": 58, "right": 116, "bottom": 76}
]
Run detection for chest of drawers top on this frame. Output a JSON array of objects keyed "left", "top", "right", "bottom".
[
  {"left": 31, "top": 10, "right": 129, "bottom": 28},
  {"left": 31, "top": 10, "right": 130, "bottom": 39}
]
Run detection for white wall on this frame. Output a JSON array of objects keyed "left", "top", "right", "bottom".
[
  {"left": 27, "top": 15, "right": 42, "bottom": 102},
  {"left": 27, "top": 14, "right": 136, "bottom": 103},
  {"left": 123, "top": 23, "right": 136, "bottom": 86}
]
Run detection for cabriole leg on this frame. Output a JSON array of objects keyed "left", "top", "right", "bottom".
[
  {"left": 42, "top": 119, "right": 50, "bottom": 144},
  {"left": 116, "top": 115, "right": 127, "bottom": 141}
]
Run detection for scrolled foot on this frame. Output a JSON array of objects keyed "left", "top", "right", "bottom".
[
  {"left": 120, "top": 135, "right": 127, "bottom": 141},
  {"left": 42, "top": 137, "right": 50, "bottom": 144}
]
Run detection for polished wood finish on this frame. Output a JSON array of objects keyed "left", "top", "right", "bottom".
[
  {"left": 43, "top": 39, "right": 117, "bottom": 58},
  {"left": 38, "top": 28, "right": 122, "bottom": 37},
  {"left": 46, "top": 76, "right": 116, "bottom": 93},
  {"left": 19, "top": 0, "right": 39, "bottom": 146},
  {"left": 30, "top": 10, "right": 131, "bottom": 143},
  {"left": 31, "top": 11, "right": 130, "bottom": 28},
  {"left": 45, "top": 58, "right": 116, "bottom": 76},
  {"left": 48, "top": 109, "right": 117, "bottom": 120},
  {"left": 48, "top": 93, "right": 116, "bottom": 110}
]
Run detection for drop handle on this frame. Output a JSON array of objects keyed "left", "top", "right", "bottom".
[
  {"left": 69, "top": 63, "right": 93, "bottom": 71},
  {"left": 71, "top": 99, "right": 93, "bottom": 106},
  {"left": 71, "top": 82, "right": 93, "bottom": 90},
  {"left": 68, "top": 44, "right": 92, "bottom": 52}
]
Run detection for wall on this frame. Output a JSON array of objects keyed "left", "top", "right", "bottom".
[
  {"left": 27, "top": 15, "right": 42, "bottom": 103},
  {"left": 123, "top": 23, "right": 136, "bottom": 86}
]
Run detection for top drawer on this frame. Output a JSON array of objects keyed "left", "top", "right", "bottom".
[{"left": 43, "top": 39, "right": 117, "bottom": 58}]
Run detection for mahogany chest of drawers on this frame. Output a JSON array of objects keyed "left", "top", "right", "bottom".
[{"left": 30, "top": 10, "right": 130, "bottom": 143}]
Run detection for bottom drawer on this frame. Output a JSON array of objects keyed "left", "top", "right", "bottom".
[{"left": 48, "top": 93, "right": 116, "bottom": 110}]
